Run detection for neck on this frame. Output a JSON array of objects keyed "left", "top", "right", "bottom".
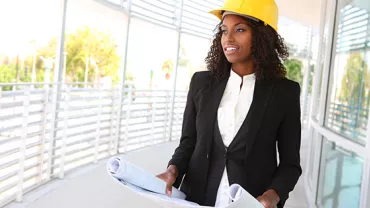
[{"left": 231, "top": 61, "right": 255, "bottom": 77}]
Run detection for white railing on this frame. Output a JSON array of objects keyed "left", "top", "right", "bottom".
[{"left": 0, "top": 83, "right": 187, "bottom": 207}]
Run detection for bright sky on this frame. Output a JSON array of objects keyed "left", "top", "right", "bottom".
[
  {"left": 0, "top": 0, "right": 320, "bottom": 90},
  {"left": 0, "top": 0, "right": 60, "bottom": 56}
]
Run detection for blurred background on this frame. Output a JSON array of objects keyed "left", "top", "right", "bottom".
[{"left": 0, "top": 0, "right": 369, "bottom": 207}]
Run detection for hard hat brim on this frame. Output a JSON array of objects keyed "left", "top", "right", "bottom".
[
  {"left": 209, "top": 9, "right": 223, "bottom": 20},
  {"left": 209, "top": 8, "right": 278, "bottom": 31}
]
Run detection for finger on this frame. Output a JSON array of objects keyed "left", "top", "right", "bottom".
[
  {"left": 256, "top": 196, "right": 264, "bottom": 202},
  {"left": 257, "top": 198, "right": 269, "bottom": 208},
  {"left": 166, "top": 183, "right": 173, "bottom": 196}
]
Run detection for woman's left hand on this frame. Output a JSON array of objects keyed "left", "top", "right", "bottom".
[{"left": 257, "top": 189, "right": 280, "bottom": 208}]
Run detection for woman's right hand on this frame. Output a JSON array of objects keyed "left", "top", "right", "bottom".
[{"left": 156, "top": 165, "right": 178, "bottom": 196}]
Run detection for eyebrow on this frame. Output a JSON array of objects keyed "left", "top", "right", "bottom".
[{"left": 220, "top": 22, "right": 248, "bottom": 27}]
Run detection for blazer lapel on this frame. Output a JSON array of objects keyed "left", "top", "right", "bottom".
[
  {"left": 230, "top": 79, "right": 277, "bottom": 164},
  {"left": 201, "top": 76, "right": 229, "bottom": 155}
]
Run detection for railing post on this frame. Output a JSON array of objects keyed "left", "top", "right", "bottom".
[
  {"left": 151, "top": 91, "right": 156, "bottom": 143},
  {"left": 59, "top": 86, "right": 69, "bottom": 179},
  {"left": 0, "top": 87, "right": 2, "bottom": 106},
  {"left": 37, "top": 85, "right": 49, "bottom": 183},
  {"left": 114, "top": 84, "right": 123, "bottom": 154},
  {"left": 164, "top": 90, "right": 169, "bottom": 140},
  {"left": 16, "top": 87, "right": 30, "bottom": 202},
  {"left": 110, "top": 85, "right": 117, "bottom": 155},
  {"left": 124, "top": 86, "right": 132, "bottom": 152},
  {"left": 94, "top": 86, "right": 103, "bottom": 163}
]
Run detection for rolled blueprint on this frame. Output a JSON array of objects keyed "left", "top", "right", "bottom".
[
  {"left": 227, "top": 184, "right": 264, "bottom": 208},
  {"left": 107, "top": 156, "right": 186, "bottom": 200}
]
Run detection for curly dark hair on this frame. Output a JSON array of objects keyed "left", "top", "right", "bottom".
[{"left": 205, "top": 16, "right": 289, "bottom": 81}]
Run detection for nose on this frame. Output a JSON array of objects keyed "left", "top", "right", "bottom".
[{"left": 224, "top": 31, "right": 235, "bottom": 43}]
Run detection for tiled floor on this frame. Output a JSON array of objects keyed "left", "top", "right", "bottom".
[{"left": 6, "top": 129, "right": 310, "bottom": 208}]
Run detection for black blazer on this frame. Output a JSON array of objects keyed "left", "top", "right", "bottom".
[{"left": 168, "top": 71, "right": 302, "bottom": 207}]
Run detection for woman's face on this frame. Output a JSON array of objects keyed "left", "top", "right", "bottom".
[{"left": 220, "top": 14, "right": 253, "bottom": 64}]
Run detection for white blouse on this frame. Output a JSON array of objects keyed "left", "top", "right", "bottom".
[{"left": 215, "top": 69, "right": 255, "bottom": 207}]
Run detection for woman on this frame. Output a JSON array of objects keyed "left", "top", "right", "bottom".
[{"left": 157, "top": 0, "right": 302, "bottom": 207}]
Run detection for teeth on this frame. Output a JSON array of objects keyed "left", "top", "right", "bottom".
[{"left": 226, "top": 47, "right": 237, "bottom": 51}]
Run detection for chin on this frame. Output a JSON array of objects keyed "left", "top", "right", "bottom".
[{"left": 225, "top": 57, "right": 242, "bottom": 64}]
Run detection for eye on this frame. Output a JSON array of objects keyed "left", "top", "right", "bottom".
[
  {"left": 236, "top": 28, "right": 245, "bottom": 32},
  {"left": 221, "top": 29, "right": 227, "bottom": 34}
]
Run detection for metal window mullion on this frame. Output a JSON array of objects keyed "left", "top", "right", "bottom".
[
  {"left": 359, "top": 14, "right": 370, "bottom": 208},
  {"left": 115, "top": 0, "right": 132, "bottom": 154},
  {"left": 47, "top": 0, "right": 68, "bottom": 181},
  {"left": 313, "top": 0, "right": 340, "bottom": 206},
  {"left": 359, "top": 107, "right": 370, "bottom": 208},
  {"left": 168, "top": 0, "right": 184, "bottom": 141},
  {"left": 16, "top": 87, "right": 30, "bottom": 202},
  {"left": 305, "top": 0, "right": 332, "bottom": 206}
]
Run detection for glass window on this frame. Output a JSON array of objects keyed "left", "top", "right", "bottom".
[
  {"left": 0, "top": 0, "right": 59, "bottom": 87},
  {"left": 0, "top": 0, "right": 60, "bottom": 200},
  {"left": 308, "top": 131, "right": 320, "bottom": 185},
  {"left": 317, "top": 138, "right": 364, "bottom": 208},
  {"left": 325, "top": 0, "right": 370, "bottom": 145},
  {"left": 55, "top": 0, "right": 129, "bottom": 171},
  {"left": 312, "top": 0, "right": 338, "bottom": 122},
  {"left": 176, "top": 34, "right": 211, "bottom": 90},
  {"left": 126, "top": 17, "right": 178, "bottom": 90},
  {"left": 64, "top": 0, "right": 128, "bottom": 85}
]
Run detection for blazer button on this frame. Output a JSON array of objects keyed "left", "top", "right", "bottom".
[{"left": 206, "top": 154, "right": 209, "bottom": 159}]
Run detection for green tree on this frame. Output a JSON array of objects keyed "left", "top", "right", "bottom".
[
  {"left": 309, "top": 64, "right": 314, "bottom": 93},
  {"left": 0, "top": 65, "right": 16, "bottom": 90},
  {"left": 0, "top": 27, "right": 123, "bottom": 88},
  {"left": 339, "top": 53, "right": 369, "bottom": 106},
  {"left": 36, "top": 27, "right": 121, "bottom": 83},
  {"left": 284, "top": 59, "right": 304, "bottom": 87},
  {"left": 65, "top": 27, "right": 120, "bottom": 82}
]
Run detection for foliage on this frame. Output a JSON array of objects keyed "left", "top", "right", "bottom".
[
  {"left": 284, "top": 59, "right": 304, "bottom": 87},
  {"left": 339, "top": 53, "right": 369, "bottom": 106}
]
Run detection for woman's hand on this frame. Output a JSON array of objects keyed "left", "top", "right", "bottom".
[
  {"left": 156, "top": 165, "right": 178, "bottom": 196},
  {"left": 257, "top": 189, "right": 280, "bottom": 208}
]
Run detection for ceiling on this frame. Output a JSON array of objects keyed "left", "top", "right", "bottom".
[{"left": 275, "top": 0, "right": 323, "bottom": 28}]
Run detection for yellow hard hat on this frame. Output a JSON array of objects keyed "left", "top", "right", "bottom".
[{"left": 210, "top": 0, "right": 279, "bottom": 31}]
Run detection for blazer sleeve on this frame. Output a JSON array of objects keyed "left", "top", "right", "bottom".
[
  {"left": 167, "top": 72, "right": 198, "bottom": 188},
  {"left": 269, "top": 82, "right": 302, "bottom": 206}
]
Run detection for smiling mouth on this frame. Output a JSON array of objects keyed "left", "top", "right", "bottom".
[{"left": 224, "top": 46, "right": 240, "bottom": 55}]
